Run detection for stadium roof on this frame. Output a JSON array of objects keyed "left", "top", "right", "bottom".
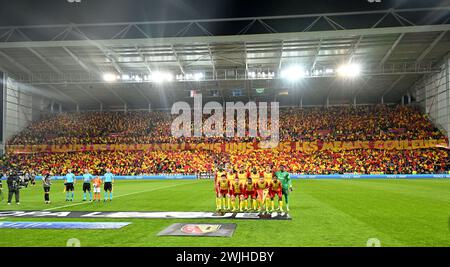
[{"left": 0, "top": 6, "right": 450, "bottom": 110}]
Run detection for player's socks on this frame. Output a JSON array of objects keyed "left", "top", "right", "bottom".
[
  {"left": 279, "top": 201, "right": 283, "bottom": 211},
  {"left": 83, "top": 192, "right": 86, "bottom": 200},
  {"left": 231, "top": 199, "right": 236, "bottom": 211},
  {"left": 215, "top": 198, "right": 220, "bottom": 210},
  {"left": 271, "top": 200, "right": 275, "bottom": 211},
  {"left": 253, "top": 199, "right": 257, "bottom": 210},
  {"left": 65, "top": 192, "right": 69, "bottom": 200},
  {"left": 71, "top": 192, "right": 74, "bottom": 200},
  {"left": 110, "top": 192, "right": 113, "bottom": 200},
  {"left": 104, "top": 192, "right": 108, "bottom": 200},
  {"left": 222, "top": 198, "right": 226, "bottom": 209},
  {"left": 239, "top": 201, "right": 244, "bottom": 211},
  {"left": 227, "top": 198, "right": 231, "bottom": 210},
  {"left": 245, "top": 199, "right": 248, "bottom": 210},
  {"left": 89, "top": 192, "right": 93, "bottom": 201}
]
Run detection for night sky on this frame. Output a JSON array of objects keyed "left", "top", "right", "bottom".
[{"left": 0, "top": 0, "right": 449, "bottom": 26}]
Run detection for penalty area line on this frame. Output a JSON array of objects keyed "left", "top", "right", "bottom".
[{"left": 43, "top": 180, "right": 201, "bottom": 211}]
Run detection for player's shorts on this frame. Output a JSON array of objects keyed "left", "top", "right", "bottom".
[
  {"left": 244, "top": 191, "right": 256, "bottom": 199},
  {"left": 104, "top": 182, "right": 112, "bottom": 191},
  {"left": 65, "top": 183, "right": 74, "bottom": 191},
  {"left": 219, "top": 189, "right": 229, "bottom": 197},
  {"left": 231, "top": 191, "right": 243, "bottom": 198},
  {"left": 269, "top": 189, "right": 282, "bottom": 199},
  {"left": 93, "top": 187, "right": 101, "bottom": 193},
  {"left": 82, "top": 183, "right": 91, "bottom": 192},
  {"left": 282, "top": 188, "right": 289, "bottom": 196},
  {"left": 43, "top": 186, "right": 50, "bottom": 193},
  {"left": 256, "top": 189, "right": 266, "bottom": 201}
]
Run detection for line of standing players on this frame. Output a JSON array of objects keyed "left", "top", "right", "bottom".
[
  {"left": 62, "top": 168, "right": 114, "bottom": 202},
  {"left": 215, "top": 165, "right": 293, "bottom": 213}
]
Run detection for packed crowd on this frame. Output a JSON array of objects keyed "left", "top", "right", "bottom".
[
  {"left": 5, "top": 148, "right": 449, "bottom": 175},
  {"left": 4, "top": 104, "right": 449, "bottom": 175},
  {"left": 7, "top": 105, "right": 447, "bottom": 145}
]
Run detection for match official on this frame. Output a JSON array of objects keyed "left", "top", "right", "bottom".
[
  {"left": 42, "top": 172, "right": 52, "bottom": 204},
  {"left": 82, "top": 169, "right": 93, "bottom": 201},
  {"left": 64, "top": 169, "right": 76, "bottom": 201},
  {"left": 103, "top": 168, "right": 114, "bottom": 201}
]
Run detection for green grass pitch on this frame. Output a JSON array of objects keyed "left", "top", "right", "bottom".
[{"left": 0, "top": 179, "right": 449, "bottom": 247}]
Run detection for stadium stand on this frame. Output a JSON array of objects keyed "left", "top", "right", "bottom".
[{"left": 4, "top": 105, "right": 449, "bottom": 175}]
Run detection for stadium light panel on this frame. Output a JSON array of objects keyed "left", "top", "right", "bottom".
[
  {"left": 280, "top": 65, "right": 305, "bottom": 81},
  {"left": 337, "top": 63, "right": 361, "bottom": 78},
  {"left": 151, "top": 71, "right": 173, "bottom": 83},
  {"left": 193, "top": 72, "right": 204, "bottom": 81},
  {"left": 102, "top": 73, "right": 117, "bottom": 82}
]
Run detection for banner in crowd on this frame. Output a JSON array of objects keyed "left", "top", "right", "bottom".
[{"left": 6, "top": 139, "right": 448, "bottom": 154}]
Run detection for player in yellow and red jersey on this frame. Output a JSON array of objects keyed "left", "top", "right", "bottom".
[
  {"left": 216, "top": 174, "right": 231, "bottom": 211},
  {"left": 255, "top": 176, "right": 269, "bottom": 212},
  {"left": 262, "top": 166, "right": 274, "bottom": 208},
  {"left": 268, "top": 175, "right": 284, "bottom": 212},
  {"left": 214, "top": 164, "right": 227, "bottom": 210},
  {"left": 243, "top": 177, "right": 257, "bottom": 211},
  {"left": 263, "top": 166, "right": 274, "bottom": 183},
  {"left": 249, "top": 167, "right": 261, "bottom": 183},
  {"left": 225, "top": 166, "right": 236, "bottom": 210},
  {"left": 230, "top": 177, "right": 245, "bottom": 212},
  {"left": 237, "top": 165, "right": 249, "bottom": 182}
]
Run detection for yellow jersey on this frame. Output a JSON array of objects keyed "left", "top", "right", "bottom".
[
  {"left": 250, "top": 172, "right": 260, "bottom": 182},
  {"left": 227, "top": 172, "right": 236, "bottom": 182},
  {"left": 215, "top": 171, "right": 227, "bottom": 183},
  {"left": 237, "top": 171, "right": 248, "bottom": 182},
  {"left": 263, "top": 171, "right": 273, "bottom": 183}
]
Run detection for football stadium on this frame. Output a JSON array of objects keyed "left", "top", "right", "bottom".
[{"left": 0, "top": 0, "right": 450, "bottom": 250}]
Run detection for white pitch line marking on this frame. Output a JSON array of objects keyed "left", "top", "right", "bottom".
[{"left": 43, "top": 180, "right": 201, "bottom": 211}]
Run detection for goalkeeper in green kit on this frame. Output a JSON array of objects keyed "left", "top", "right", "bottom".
[{"left": 275, "top": 165, "right": 293, "bottom": 212}]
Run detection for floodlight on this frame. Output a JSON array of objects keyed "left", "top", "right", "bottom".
[
  {"left": 337, "top": 63, "right": 361, "bottom": 78},
  {"left": 280, "top": 65, "right": 305, "bottom": 81},
  {"left": 193, "top": 72, "right": 204, "bottom": 81},
  {"left": 102, "top": 73, "right": 117, "bottom": 82}
]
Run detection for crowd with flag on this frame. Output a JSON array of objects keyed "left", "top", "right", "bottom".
[{"left": 2, "top": 105, "right": 449, "bottom": 176}]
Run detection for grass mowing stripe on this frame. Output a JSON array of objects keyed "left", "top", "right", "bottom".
[
  {"left": 43, "top": 180, "right": 201, "bottom": 211},
  {"left": 300, "top": 188, "right": 405, "bottom": 246}
]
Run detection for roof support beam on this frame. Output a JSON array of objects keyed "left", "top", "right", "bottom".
[
  {"left": 132, "top": 84, "right": 151, "bottom": 105},
  {"left": 0, "top": 50, "right": 33, "bottom": 76},
  {"left": 75, "top": 84, "right": 103, "bottom": 105},
  {"left": 47, "top": 84, "right": 78, "bottom": 105},
  {"left": 2, "top": 25, "right": 449, "bottom": 49},
  {"left": 381, "top": 75, "right": 405, "bottom": 98},
  {"left": 207, "top": 44, "right": 215, "bottom": 76},
  {"left": 416, "top": 31, "right": 447, "bottom": 63},
  {"left": 28, "top": 48, "right": 63, "bottom": 75},
  {"left": 171, "top": 45, "right": 185, "bottom": 74},
  {"left": 135, "top": 46, "right": 152, "bottom": 73},
  {"left": 62, "top": 46, "right": 93, "bottom": 74},
  {"left": 378, "top": 33, "right": 405, "bottom": 68},
  {"left": 310, "top": 39, "right": 322, "bottom": 71},
  {"left": 106, "top": 86, "right": 127, "bottom": 106}
]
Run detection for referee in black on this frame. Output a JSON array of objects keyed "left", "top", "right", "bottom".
[{"left": 43, "top": 172, "right": 52, "bottom": 204}]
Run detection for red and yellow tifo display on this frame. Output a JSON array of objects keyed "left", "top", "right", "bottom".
[
  {"left": 3, "top": 105, "right": 449, "bottom": 175},
  {"left": 6, "top": 139, "right": 448, "bottom": 154}
]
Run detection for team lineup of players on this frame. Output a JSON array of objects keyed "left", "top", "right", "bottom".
[
  {"left": 63, "top": 168, "right": 115, "bottom": 202},
  {"left": 215, "top": 165, "right": 293, "bottom": 213}
]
